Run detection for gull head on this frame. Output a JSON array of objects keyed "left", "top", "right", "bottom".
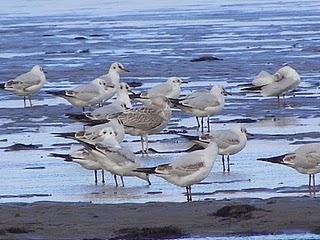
[
  {"left": 150, "top": 96, "right": 170, "bottom": 108},
  {"left": 234, "top": 125, "right": 253, "bottom": 137},
  {"left": 91, "top": 127, "right": 121, "bottom": 147},
  {"left": 119, "top": 82, "right": 132, "bottom": 93},
  {"left": 109, "top": 62, "right": 129, "bottom": 73},
  {"left": 32, "top": 65, "right": 47, "bottom": 74},
  {"left": 97, "top": 79, "right": 115, "bottom": 90},
  {"left": 210, "top": 85, "right": 231, "bottom": 96},
  {"left": 167, "top": 77, "right": 183, "bottom": 86}
]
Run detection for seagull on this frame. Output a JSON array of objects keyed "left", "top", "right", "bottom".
[
  {"left": 108, "top": 96, "right": 172, "bottom": 154},
  {"left": 135, "top": 138, "right": 218, "bottom": 202},
  {"left": 49, "top": 149, "right": 105, "bottom": 184},
  {"left": 46, "top": 62, "right": 129, "bottom": 111},
  {"left": 180, "top": 125, "right": 251, "bottom": 172},
  {"left": 66, "top": 82, "right": 133, "bottom": 122},
  {"left": 54, "top": 120, "right": 125, "bottom": 145},
  {"left": 242, "top": 66, "right": 300, "bottom": 105},
  {"left": 95, "top": 62, "right": 130, "bottom": 104},
  {"left": 170, "top": 85, "right": 230, "bottom": 132},
  {"left": 0, "top": 65, "right": 47, "bottom": 107},
  {"left": 47, "top": 77, "right": 114, "bottom": 111},
  {"left": 132, "top": 77, "right": 184, "bottom": 104},
  {"left": 79, "top": 141, "right": 151, "bottom": 187},
  {"left": 258, "top": 143, "right": 320, "bottom": 195}
]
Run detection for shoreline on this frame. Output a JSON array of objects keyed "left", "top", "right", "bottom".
[{"left": 1, "top": 196, "right": 320, "bottom": 239}]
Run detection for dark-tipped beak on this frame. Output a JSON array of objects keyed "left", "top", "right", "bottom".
[
  {"left": 43, "top": 70, "right": 48, "bottom": 74},
  {"left": 106, "top": 84, "right": 115, "bottom": 88},
  {"left": 122, "top": 68, "right": 130, "bottom": 72},
  {"left": 246, "top": 132, "right": 254, "bottom": 137},
  {"left": 223, "top": 90, "right": 232, "bottom": 96},
  {"left": 182, "top": 80, "right": 189, "bottom": 84}
]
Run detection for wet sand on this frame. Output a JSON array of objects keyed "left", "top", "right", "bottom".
[{"left": 0, "top": 197, "right": 319, "bottom": 239}]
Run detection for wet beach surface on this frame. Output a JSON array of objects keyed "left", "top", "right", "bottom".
[{"left": 0, "top": 0, "right": 320, "bottom": 206}]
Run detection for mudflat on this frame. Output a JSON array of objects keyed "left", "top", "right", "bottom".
[{"left": 0, "top": 197, "right": 319, "bottom": 239}]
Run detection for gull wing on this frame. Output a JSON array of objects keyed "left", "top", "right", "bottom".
[
  {"left": 7, "top": 71, "right": 41, "bottom": 90},
  {"left": 119, "top": 107, "right": 164, "bottom": 130}
]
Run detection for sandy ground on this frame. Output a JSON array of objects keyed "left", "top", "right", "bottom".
[{"left": 0, "top": 196, "right": 319, "bottom": 239}]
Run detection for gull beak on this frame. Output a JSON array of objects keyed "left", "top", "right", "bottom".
[
  {"left": 91, "top": 134, "right": 102, "bottom": 141},
  {"left": 181, "top": 80, "right": 189, "bottom": 84},
  {"left": 223, "top": 90, "right": 232, "bottom": 96},
  {"left": 246, "top": 132, "right": 254, "bottom": 137},
  {"left": 122, "top": 67, "right": 130, "bottom": 72},
  {"left": 106, "top": 84, "right": 115, "bottom": 88}
]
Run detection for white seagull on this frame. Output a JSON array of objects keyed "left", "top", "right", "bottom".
[
  {"left": 132, "top": 77, "right": 184, "bottom": 104},
  {"left": 181, "top": 125, "right": 250, "bottom": 172},
  {"left": 171, "top": 85, "right": 230, "bottom": 132},
  {"left": 95, "top": 62, "right": 130, "bottom": 104},
  {"left": 135, "top": 138, "right": 218, "bottom": 202},
  {"left": 54, "top": 120, "right": 125, "bottom": 145},
  {"left": 49, "top": 148, "right": 105, "bottom": 184},
  {"left": 258, "top": 143, "right": 320, "bottom": 195},
  {"left": 242, "top": 66, "right": 300, "bottom": 105},
  {"left": 80, "top": 141, "right": 151, "bottom": 187},
  {"left": 0, "top": 65, "right": 47, "bottom": 107},
  {"left": 66, "top": 82, "right": 133, "bottom": 122},
  {"left": 47, "top": 77, "right": 114, "bottom": 111}
]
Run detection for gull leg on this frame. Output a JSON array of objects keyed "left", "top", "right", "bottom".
[
  {"left": 207, "top": 116, "right": 210, "bottom": 132},
  {"left": 227, "top": 155, "right": 230, "bottom": 172},
  {"left": 313, "top": 174, "right": 316, "bottom": 196},
  {"left": 28, "top": 96, "right": 32, "bottom": 107},
  {"left": 201, "top": 117, "right": 204, "bottom": 133},
  {"left": 114, "top": 175, "right": 118, "bottom": 187},
  {"left": 94, "top": 170, "right": 98, "bottom": 184},
  {"left": 23, "top": 96, "right": 26, "bottom": 108},
  {"left": 101, "top": 170, "right": 105, "bottom": 184},
  {"left": 82, "top": 107, "right": 85, "bottom": 112},
  {"left": 145, "top": 135, "right": 149, "bottom": 154},
  {"left": 120, "top": 176, "right": 125, "bottom": 187},
  {"left": 186, "top": 186, "right": 190, "bottom": 202},
  {"left": 196, "top": 117, "right": 200, "bottom": 129},
  {"left": 222, "top": 155, "right": 226, "bottom": 172},
  {"left": 189, "top": 186, "right": 192, "bottom": 202},
  {"left": 277, "top": 96, "right": 280, "bottom": 106},
  {"left": 309, "top": 174, "right": 312, "bottom": 191},
  {"left": 141, "top": 136, "right": 145, "bottom": 154}
]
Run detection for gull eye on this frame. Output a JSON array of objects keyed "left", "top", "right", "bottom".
[
  {"left": 103, "top": 131, "right": 107, "bottom": 134},
  {"left": 120, "top": 86, "right": 123, "bottom": 89},
  {"left": 109, "top": 132, "right": 113, "bottom": 135},
  {"left": 113, "top": 66, "right": 116, "bottom": 69}
]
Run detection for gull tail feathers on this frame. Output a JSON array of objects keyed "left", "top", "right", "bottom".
[{"left": 48, "top": 153, "right": 73, "bottom": 162}]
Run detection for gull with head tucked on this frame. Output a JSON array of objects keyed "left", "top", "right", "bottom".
[
  {"left": 242, "top": 65, "right": 300, "bottom": 105},
  {"left": 0, "top": 65, "right": 47, "bottom": 107}
]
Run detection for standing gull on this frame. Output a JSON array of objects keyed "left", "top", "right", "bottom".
[
  {"left": 47, "top": 77, "right": 114, "bottom": 111},
  {"left": 258, "top": 143, "right": 320, "bottom": 195},
  {"left": 96, "top": 62, "right": 130, "bottom": 104},
  {"left": 100, "top": 96, "right": 172, "bottom": 154},
  {"left": 132, "top": 77, "right": 184, "bottom": 103},
  {"left": 79, "top": 141, "right": 151, "bottom": 187},
  {"left": 49, "top": 127, "right": 121, "bottom": 184},
  {"left": 67, "top": 82, "right": 133, "bottom": 122},
  {"left": 49, "top": 149, "right": 105, "bottom": 184},
  {"left": 0, "top": 65, "right": 47, "bottom": 107},
  {"left": 54, "top": 119, "right": 125, "bottom": 145},
  {"left": 171, "top": 85, "right": 230, "bottom": 132},
  {"left": 181, "top": 125, "right": 250, "bottom": 172},
  {"left": 135, "top": 138, "right": 218, "bottom": 202}
]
